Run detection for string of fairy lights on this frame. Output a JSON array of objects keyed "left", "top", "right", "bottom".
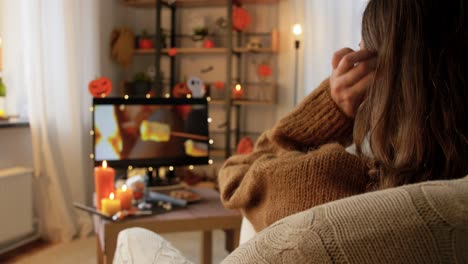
[{"left": 89, "top": 92, "right": 218, "bottom": 171}]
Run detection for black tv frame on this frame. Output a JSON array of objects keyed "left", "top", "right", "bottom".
[{"left": 92, "top": 97, "right": 210, "bottom": 169}]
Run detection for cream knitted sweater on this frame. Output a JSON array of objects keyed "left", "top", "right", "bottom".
[{"left": 218, "top": 79, "right": 370, "bottom": 232}]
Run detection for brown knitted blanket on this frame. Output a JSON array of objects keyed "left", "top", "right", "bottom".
[{"left": 218, "top": 79, "right": 370, "bottom": 232}]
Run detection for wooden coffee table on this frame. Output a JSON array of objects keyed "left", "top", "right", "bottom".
[{"left": 93, "top": 188, "right": 241, "bottom": 264}]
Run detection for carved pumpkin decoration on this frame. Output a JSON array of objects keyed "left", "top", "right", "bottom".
[
  {"left": 232, "top": 7, "right": 251, "bottom": 31},
  {"left": 88, "top": 77, "right": 112, "bottom": 98},
  {"left": 257, "top": 63, "right": 272, "bottom": 78}
]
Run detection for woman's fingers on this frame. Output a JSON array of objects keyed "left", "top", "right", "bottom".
[
  {"left": 335, "top": 49, "right": 377, "bottom": 75},
  {"left": 330, "top": 48, "right": 377, "bottom": 118},
  {"left": 339, "top": 57, "right": 377, "bottom": 88},
  {"left": 332, "top": 48, "right": 354, "bottom": 69}
]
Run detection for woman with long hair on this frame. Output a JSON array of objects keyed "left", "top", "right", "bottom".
[{"left": 218, "top": 0, "right": 468, "bottom": 232}]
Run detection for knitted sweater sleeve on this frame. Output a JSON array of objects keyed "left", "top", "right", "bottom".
[
  {"left": 272, "top": 78, "right": 354, "bottom": 150},
  {"left": 218, "top": 78, "right": 362, "bottom": 212}
]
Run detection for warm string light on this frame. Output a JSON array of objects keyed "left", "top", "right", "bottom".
[
  {"left": 124, "top": 95, "right": 129, "bottom": 100},
  {"left": 235, "top": 83, "right": 242, "bottom": 91},
  {"left": 89, "top": 107, "right": 94, "bottom": 112},
  {"left": 164, "top": 93, "right": 170, "bottom": 98},
  {"left": 128, "top": 165, "right": 133, "bottom": 170},
  {"left": 146, "top": 94, "right": 151, "bottom": 98},
  {"left": 90, "top": 154, "right": 95, "bottom": 159},
  {"left": 208, "top": 159, "right": 213, "bottom": 165},
  {"left": 90, "top": 130, "right": 94, "bottom": 136},
  {"left": 209, "top": 139, "right": 214, "bottom": 144},
  {"left": 169, "top": 166, "right": 174, "bottom": 171},
  {"left": 207, "top": 117, "right": 212, "bottom": 123},
  {"left": 189, "top": 165, "right": 194, "bottom": 170},
  {"left": 206, "top": 97, "right": 211, "bottom": 102},
  {"left": 148, "top": 167, "right": 153, "bottom": 172},
  {"left": 186, "top": 94, "right": 192, "bottom": 99}
]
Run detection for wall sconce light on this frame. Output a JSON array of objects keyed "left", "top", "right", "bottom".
[{"left": 292, "top": 23, "right": 302, "bottom": 106}]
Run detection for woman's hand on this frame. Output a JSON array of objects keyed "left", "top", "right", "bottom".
[{"left": 330, "top": 48, "right": 377, "bottom": 118}]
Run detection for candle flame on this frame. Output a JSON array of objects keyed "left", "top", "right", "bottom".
[
  {"left": 235, "top": 84, "right": 242, "bottom": 91},
  {"left": 103, "top": 160, "right": 108, "bottom": 169},
  {"left": 110, "top": 192, "right": 115, "bottom": 200},
  {"left": 122, "top": 184, "right": 127, "bottom": 192}
]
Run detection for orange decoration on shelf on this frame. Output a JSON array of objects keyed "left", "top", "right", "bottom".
[
  {"left": 213, "top": 81, "right": 225, "bottom": 90},
  {"left": 88, "top": 77, "right": 112, "bottom": 98},
  {"left": 168, "top": 48, "right": 177, "bottom": 57},
  {"left": 232, "top": 7, "right": 252, "bottom": 31},
  {"left": 257, "top": 64, "right": 272, "bottom": 78}
]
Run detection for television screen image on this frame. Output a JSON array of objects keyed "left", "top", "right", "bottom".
[{"left": 93, "top": 98, "right": 209, "bottom": 168}]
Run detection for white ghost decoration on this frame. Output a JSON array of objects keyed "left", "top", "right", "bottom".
[{"left": 187, "top": 76, "right": 205, "bottom": 98}]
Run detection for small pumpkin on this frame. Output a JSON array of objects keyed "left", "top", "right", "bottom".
[
  {"left": 257, "top": 64, "right": 272, "bottom": 78},
  {"left": 88, "top": 77, "right": 112, "bottom": 98},
  {"left": 168, "top": 48, "right": 177, "bottom": 57},
  {"left": 233, "top": 7, "right": 252, "bottom": 31}
]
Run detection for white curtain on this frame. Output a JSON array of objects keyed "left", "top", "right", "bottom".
[
  {"left": 295, "top": 0, "right": 368, "bottom": 99},
  {"left": 2, "top": 0, "right": 100, "bottom": 242}
]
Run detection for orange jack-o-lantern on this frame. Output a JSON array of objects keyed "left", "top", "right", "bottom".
[
  {"left": 257, "top": 64, "right": 272, "bottom": 78},
  {"left": 88, "top": 77, "right": 112, "bottom": 98},
  {"left": 232, "top": 7, "right": 252, "bottom": 31}
]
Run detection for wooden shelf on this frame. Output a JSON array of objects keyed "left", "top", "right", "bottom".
[
  {"left": 123, "top": 0, "right": 279, "bottom": 8},
  {"left": 134, "top": 47, "right": 277, "bottom": 55}
]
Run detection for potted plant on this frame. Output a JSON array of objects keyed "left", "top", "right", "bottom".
[
  {"left": 125, "top": 72, "right": 152, "bottom": 96},
  {"left": 138, "top": 30, "right": 154, "bottom": 50}
]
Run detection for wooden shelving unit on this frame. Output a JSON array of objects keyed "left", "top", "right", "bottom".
[
  {"left": 134, "top": 46, "right": 278, "bottom": 55},
  {"left": 123, "top": 0, "right": 279, "bottom": 8},
  {"left": 122, "top": 0, "right": 278, "bottom": 158}
]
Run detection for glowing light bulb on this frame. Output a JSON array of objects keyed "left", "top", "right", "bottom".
[
  {"left": 207, "top": 117, "right": 213, "bottom": 123},
  {"left": 90, "top": 130, "right": 94, "bottom": 136},
  {"left": 209, "top": 139, "right": 214, "bottom": 145},
  {"left": 169, "top": 166, "right": 174, "bottom": 171},
  {"left": 90, "top": 154, "right": 95, "bottom": 159},
  {"left": 208, "top": 159, "right": 213, "bottom": 165},
  {"left": 293, "top": 24, "right": 302, "bottom": 37},
  {"left": 124, "top": 95, "right": 129, "bottom": 100},
  {"left": 235, "top": 84, "right": 242, "bottom": 91},
  {"left": 89, "top": 107, "right": 94, "bottom": 112},
  {"left": 165, "top": 93, "right": 170, "bottom": 98},
  {"left": 189, "top": 165, "right": 194, "bottom": 170},
  {"left": 206, "top": 97, "right": 211, "bottom": 102},
  {"left": 146, "top": 94, "right": 151, "bottom": 98},
  {"left": 186, "top": 94, "right": 192, "bottom": 99},
  {"left": 148, "top": 167, "right": 153, "bottom": 172},
  {"left": 128, "top": 165, "right": 133, "bottom": 170}
]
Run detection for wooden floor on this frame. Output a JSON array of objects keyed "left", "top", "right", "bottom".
[{"left": 0, "top": 239, "right": 51, "bottom": 263}]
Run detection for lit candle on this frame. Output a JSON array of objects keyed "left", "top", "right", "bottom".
[
  {"left": 101, "top": 192, "right": 121, "bottom": 216},
  {"left": 115, "top": 184, "right": 133, "bottom": 210},
  {"left": 232, "top": 83, "right": 244, "bottom": 99},
  {"left": 94, "top": 160, "right": 115, "bottom": 210}
]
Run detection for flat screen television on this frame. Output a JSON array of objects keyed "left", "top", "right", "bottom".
[{"left": 92, "top": 97, "right": 209, "bottom": 168}]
